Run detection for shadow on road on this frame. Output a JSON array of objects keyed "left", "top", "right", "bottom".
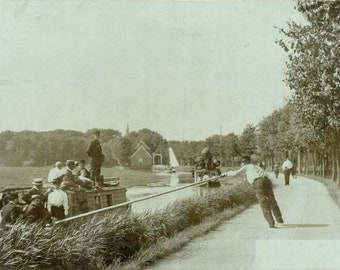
[{"left": 279, "top": 224, "right": 329, "bottom": 228}]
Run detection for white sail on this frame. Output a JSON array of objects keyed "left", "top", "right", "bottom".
[{"left": 168, "top": 147, "right": 180, "bottom": 167}]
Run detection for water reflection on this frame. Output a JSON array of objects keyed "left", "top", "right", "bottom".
[{"left": 127, "top": 173, "right": 220, "bottom": 213}]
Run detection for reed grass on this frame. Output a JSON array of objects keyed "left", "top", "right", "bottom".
[{"left": 0, "top": 181, "right": 256, "bottom": 269}]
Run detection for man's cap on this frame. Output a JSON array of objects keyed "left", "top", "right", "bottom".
[
  {"left": 31, "top": 194, "right": 42, "bottom": 200},
  {"left": 32, "top": 178, "right": 44, "bottom": 186},
  {"left": 66, "top": 160, "right": 75, "bottom": 166},
  {"left": 94, "top": 130, "right": 100, "bottom": 135},
  {"left": 52, "top": 175, "right": 63, "bottom": 184},
  {"left": 79, "top": 159, "right": 86, "bottom": 164},
  {"left": 55, "top": 161, "right": 63, "bottom": 167}
]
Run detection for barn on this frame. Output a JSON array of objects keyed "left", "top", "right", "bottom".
[{"left": 130, "top": 141, "right": 153, "bottom": 169}]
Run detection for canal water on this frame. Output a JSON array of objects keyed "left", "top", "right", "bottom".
[{"left": 126, "top": 173, "right": 220, "bottom": 213}]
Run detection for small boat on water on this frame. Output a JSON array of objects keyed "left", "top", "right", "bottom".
[
  {"left": 164, "top": 166, "right": 176, "bottom": 173},
  {"left": 165, "top": 147, "right": 179, "bottom": 173}
]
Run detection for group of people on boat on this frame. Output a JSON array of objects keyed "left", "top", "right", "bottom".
[
  {"left": 0, "top": 157, "right": 102, "bottom": 230},
  {"left": 0, "top": 129, "right": 106, "bottom": 230}
]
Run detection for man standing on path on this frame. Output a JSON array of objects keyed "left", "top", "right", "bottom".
[
  {"left": 221, "top": 155, "right": 284, "bottom": 228},
  {"left": 86, "top": 130, "right": 104, "bottom": 186},
  {"left": 282, "top": 157, "right": 293, "bottom": 185}
]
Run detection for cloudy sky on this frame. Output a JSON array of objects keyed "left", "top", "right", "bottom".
[{"left": 0, "top": 0, "right": 304, "bottom": 141}]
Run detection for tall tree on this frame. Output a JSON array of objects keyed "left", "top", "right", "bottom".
[
  {"left": 238, "top": 124, "right": 257, "bottom": 156},
  {"left": 222, "top": 133, "right": 240, "bottom": 167},
  {"left": 278, "top": 0, "right": 340, "bottom": 183}
]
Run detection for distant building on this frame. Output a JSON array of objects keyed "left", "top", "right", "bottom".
[{"left": 130, "top": 141, "right": 153, "bottom": 169}]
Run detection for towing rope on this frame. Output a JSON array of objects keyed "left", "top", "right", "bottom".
[{"left": 55, "top": 175, "right": 221, "bottom": 224}]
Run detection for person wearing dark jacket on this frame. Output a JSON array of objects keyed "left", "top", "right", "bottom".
[
  {"left": 23, "top": 194, "right": 50, "bottom": 224},
  {"left": 73, "top": 159, "right": 93, "bottom": 189},
  {"left": 23, "top": 178, "right": 51, "bottom": 204},
  {"left": 60, "top": 160, "right": 80, "bottom": 191},
  {"left": 86, "top": 130, "right": 104, "bottom": 186},
  {"left": 0, "top": 193, "right": 22, "bottom": 230}
]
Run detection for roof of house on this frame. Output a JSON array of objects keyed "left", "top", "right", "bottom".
[
  {"left": 134, "top": 141, "right": 150, "bottom": 151},
  {"left": 130, "top": 145, "right": 152, "bottom": 159}
]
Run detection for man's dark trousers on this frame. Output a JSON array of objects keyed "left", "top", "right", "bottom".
[
  {"left": 283, "top": 169, "right": 291, "bottom": 185},
  {"left": 253, "top": 177, "right": 283, "bottom": 227},
  {"left": 90, "top": 166, "right": 101, "bottom": 185}
]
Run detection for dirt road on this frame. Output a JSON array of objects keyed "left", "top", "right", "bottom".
[{"left": 147, "top": 175, "right": 340, "bottom": 270}]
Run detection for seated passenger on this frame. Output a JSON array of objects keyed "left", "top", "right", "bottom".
[
  {"left": 60, "top": 160, "right": 88, "bottom": 211},
  {"left": 23, "top": 179, "right": 51, "bottom": 205},
  {"left": 23, "top": 194, "right": 51, "bottom": 224},
  {"left": 74, "top": 159, "right": 93, "bottom": 189},
  {"left": 0, "top": 193, "right": 22, "bottom": 230},
  {"left": 60, "top": 160, "right": 80, "bottom": 191},
  {"left": 47, "top": 161, "right": 64, "bottom": 183},
  {"left": 47, "top": 177, "right": 69, "bottom": 221}
]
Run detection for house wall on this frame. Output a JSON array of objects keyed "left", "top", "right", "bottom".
[{"left": 130, "top": 148, "right": 153, "bottom": 169}]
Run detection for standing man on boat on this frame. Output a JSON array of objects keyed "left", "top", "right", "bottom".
[
  {"left": 86, "top": 130, "right": 105, "bottom": 187},
  {"left": 221, "top": 155, "right": 284, "bottom": 228}
]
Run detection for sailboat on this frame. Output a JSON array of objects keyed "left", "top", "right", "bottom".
[{"left": 165, "top": 147, "right": 179, "bottom": 173}]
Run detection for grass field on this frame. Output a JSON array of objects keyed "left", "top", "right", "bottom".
[{"left": 0, "top": 166, "right": 169, "bottom": 190}]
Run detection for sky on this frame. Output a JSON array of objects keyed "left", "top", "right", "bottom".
[{"left": 0, "top": 0, "right": 305, "bottom": 141}]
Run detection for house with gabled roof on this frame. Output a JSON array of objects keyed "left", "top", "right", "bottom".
[{"left": 130, "top": 141, "right": 153, "bottom": 169}]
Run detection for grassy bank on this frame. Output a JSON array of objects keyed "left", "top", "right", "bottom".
[
  {"left": 0, "top": 180, "right": 256, "bottom": 269},
  {"left": 0, "top": 167, "right": 167, "bottom": 190}
]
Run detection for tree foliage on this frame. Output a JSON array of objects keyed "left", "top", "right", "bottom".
[{"left": 277, "top": 0, "right": 340, "bottom": 138}]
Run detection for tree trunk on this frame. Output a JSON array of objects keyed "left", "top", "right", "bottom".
[
  {"left": 321, "top": 152, "right": 325, "bottom": 178},
  {"left": 312, "top": 148, "right": 316, "bottom": 177},
  {"left": 304, "top": 148, "right": 309, "bottom": 175},
  {"left": 337, "top": 142, "right": 340, "bottom": 187},
  {"left": 297, "top": 149, "right": 301, "bottom": 174},
  {"left": 332, "top": 147, "right": 336, "bottom": 182}
]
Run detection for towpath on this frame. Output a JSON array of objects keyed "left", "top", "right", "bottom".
[{"left": 147, "top": 175, "right": 340, "bottom": 270}]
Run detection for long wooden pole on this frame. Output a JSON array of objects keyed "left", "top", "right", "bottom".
[{"left": 55, "top": 175, "right": 221, "bottom": 224}]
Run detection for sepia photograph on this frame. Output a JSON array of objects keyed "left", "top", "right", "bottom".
[{"left": 0, "top": 0, "right": 339, "bottom": 269}]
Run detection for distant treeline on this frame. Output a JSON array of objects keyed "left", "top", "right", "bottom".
[{"left": 0, "top": 128, "right": 169, "bottom": 167}]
